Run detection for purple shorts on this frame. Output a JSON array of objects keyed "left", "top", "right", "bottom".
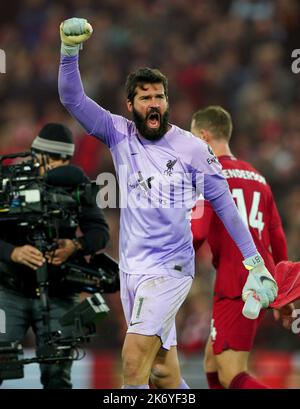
[{"left": 120, "top": 271, "right": 193, "bottom": 350}]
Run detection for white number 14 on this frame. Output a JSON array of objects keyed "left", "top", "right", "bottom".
[{"left": 231, "top": 188, "right": 264, "bottom": 238}]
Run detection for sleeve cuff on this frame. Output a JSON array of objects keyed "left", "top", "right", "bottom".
[{"left": 0, "top": 241, "right": 15, "bottom": 263}]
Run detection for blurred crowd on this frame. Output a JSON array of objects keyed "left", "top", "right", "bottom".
[{"left": 1, "top": 0, "right": 300, "bottom": 363}]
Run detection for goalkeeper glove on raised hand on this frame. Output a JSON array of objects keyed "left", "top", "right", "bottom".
[
  {"left": 242, "top": 253, "right": 278, "bottom": 309},
  {"left": 60, "top": 17, "right": 93, "bottom": 56}
]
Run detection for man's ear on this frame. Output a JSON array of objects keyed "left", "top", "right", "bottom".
[
  {"left": 200, "top": 130, "right": 210, "bottom": 142},
  {"left": 127, "top": 100, "right": 133, "bottom": 112}
]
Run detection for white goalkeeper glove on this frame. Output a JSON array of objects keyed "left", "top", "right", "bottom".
[
  {"left": 242, "top": 253, "right": 278, "bottom": 309},
  {"left": 60, "top": 17, "right": 93, "bottom": 56}
]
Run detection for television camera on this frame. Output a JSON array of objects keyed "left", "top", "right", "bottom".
[{"left": 0, "top": 151, "right": 119, "bottom": 382}]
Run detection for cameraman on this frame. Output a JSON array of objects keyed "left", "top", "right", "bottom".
[{"left": 0, "top": 123, "right": 109, "bottom": 388}]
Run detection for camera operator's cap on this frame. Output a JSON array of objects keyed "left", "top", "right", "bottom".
[{"left": 31, "top": 123, "right": 75, "bottom": 158}]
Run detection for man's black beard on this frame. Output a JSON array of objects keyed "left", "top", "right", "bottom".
[{"left": 132, "top": 107, "right": 170, "bottom": 141}]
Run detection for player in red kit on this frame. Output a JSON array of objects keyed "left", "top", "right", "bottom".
[{"left": 191, "top": 106, "right": 290, "bottom": 389}]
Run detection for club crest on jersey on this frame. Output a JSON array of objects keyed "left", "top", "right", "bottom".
[{"left": 164, "top": 159, "right": 177, "bottom": 176}]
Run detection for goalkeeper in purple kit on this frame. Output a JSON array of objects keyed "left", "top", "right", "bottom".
[{"left": 58, "top": 18, "right": 278, "bottom": 389}]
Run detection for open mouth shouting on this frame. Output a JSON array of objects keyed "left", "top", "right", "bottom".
[
  {"left": 132, "top": 106, "right": 169, "bottom": 141},
  {"left": 147, "top": 110, "right": 161, "bottom": 129}
]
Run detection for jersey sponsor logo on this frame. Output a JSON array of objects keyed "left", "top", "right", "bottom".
[
  {"left": 164, "top": 159, "right": 177, "bottom": 176},
  {"left": 137, "top": 171, "right": 154, "bottom": 191},
  {"left": 207, "top": 156, "right": 218, "bottom": 165},
  {"left": 126, "top": 167, "right": 196, "bottom": 208},
  {"left": 128, "top": 171, "right": 154, "bottom": 191},
  {"left": 206, "top": 144, "right": 219, "bottom": 165},
  {"left": 146, "top": 176, "right": 154, "bottom": 189}
]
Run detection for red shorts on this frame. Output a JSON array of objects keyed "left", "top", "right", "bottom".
[{"left": 211, "top": 297, "right": 265, "bottom": 354}]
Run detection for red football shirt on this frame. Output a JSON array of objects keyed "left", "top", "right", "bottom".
[{"left": 192, "top": 155, "right": 287, "bottom": 299}]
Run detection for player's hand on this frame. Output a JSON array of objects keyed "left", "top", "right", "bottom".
[
  {"left": 242, "top": 253, "right": 278, "bottom": 309},
  {"left": 273, "top": 303, "right": 295, "bottom": 330},
  {"left": 11, "top": 245, "right": 46, "bottom": 270},
  {"left": 60, "top": 17, "right": 93, "bottom": 56},
  {"left": 45, "top": 238, "right": 77, "bottom": 266}
]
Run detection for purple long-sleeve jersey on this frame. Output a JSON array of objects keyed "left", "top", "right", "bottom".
[{"left": 59, "top": 55, "right": 257, "bottom": 278}]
